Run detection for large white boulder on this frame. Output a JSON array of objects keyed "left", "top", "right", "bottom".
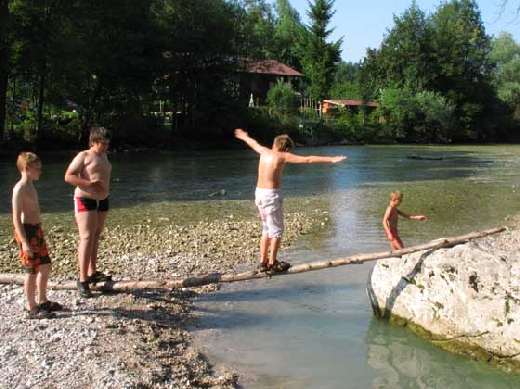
[{"left": 367, "top": 229, "right": 520, "bottom": 372}]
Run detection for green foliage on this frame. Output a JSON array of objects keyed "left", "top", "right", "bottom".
[
  {"left": 329, "top": 62, "right": 362, "bottom": 99},
  {"left": 364, "top": 1, "right": 432, "bottom": 92},
  {"left": 378, "top": 86, "right": 455, "bottom": 142},
  {"left": 414, "top": 90, "right": 455, "bottom": 141},
  {"left": 491, "top": 32, "right": 520, "bottom": 120},
  {"left": 300, "top": 0, "right": 342, "bottom": 100},
  {"left": 266, "top": 79, "right": 299, "bottom": 113},
  {"left": 360, "top": 0, "right": 501, "bottom": 141},
  {"left": 0, "top": 0, "right": 518, "bottom": 147},
  {"left": 271, "top": 0, "right": 307, "bottom": 70}
]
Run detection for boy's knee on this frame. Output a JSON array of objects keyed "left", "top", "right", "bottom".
[
  {"left": 38, "top": 263, "right": 51, "bottom": 273},
  {"left": 79, "top": 231, "right": 94, "bottom": 241}
]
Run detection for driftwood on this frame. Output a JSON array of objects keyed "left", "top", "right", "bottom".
[{"left": 0, "top": 226, "right": 506, "bottom": 292}]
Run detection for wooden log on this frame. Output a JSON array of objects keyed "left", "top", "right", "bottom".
[{"left": 0, "top": 226, "right": 506, "bottom": 292}]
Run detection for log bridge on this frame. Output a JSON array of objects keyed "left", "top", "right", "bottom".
[{"left": 0, "top": 227, "right": 506, "bottom": 292}]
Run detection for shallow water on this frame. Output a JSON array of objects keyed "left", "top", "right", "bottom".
[
  {"left": 2, "top": 145, "right": 520, "bottom": 387},
  {"left": 187, "top": 145, "right": 520, "bottom": 388}
]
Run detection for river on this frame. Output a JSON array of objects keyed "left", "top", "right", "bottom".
[{"left": 1, "top": 145, "right": 520, "bottom": 388}]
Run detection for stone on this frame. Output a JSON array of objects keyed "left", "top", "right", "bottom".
[{"left": 368, "top": 233, "right": 520, "bottom": 373}]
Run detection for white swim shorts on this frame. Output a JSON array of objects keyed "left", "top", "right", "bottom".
[{"left": 255, "top": 188, "right": 284, "bottom": 238}]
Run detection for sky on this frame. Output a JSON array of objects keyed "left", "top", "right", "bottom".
[{"left": 286, "top": 0, "right": 520, "bottom": 62}]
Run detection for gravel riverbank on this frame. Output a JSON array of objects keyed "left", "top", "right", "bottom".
[{"left": 0, "top": 201, "right": 328, "bottom": 388}]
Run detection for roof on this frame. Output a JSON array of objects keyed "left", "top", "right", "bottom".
[
  {"left": 242, "top": 59, "right": 303, "bottom": 77},
  {"left": 323, "top": 99, "right": 378, "bottom": 108}
]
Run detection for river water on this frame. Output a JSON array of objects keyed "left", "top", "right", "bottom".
[{"left": 2, "top": 145, "right": 520, "bottom": 387}]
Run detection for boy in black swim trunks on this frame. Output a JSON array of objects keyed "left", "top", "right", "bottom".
[
  {"left": 12, "top": 152, "right": 63, "bottom": 318},
  {"left": 65, "top": 127, "right": 112, "bottom": 297}
]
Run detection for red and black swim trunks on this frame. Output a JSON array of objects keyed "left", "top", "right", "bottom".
[
  {"left": 14, "top": 224, "right": 51, "bottom": 274},
  {"left": 74, "top": 197, "right": 109, "bottom": 213}
]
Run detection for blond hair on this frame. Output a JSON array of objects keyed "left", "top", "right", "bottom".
[
  {"left": 89, "top": 126, "right": 110, "bottom": 146},
  {"left": 273, "top": 134, "right": 294, "bottom": 152},
  {"left": 16, "top": 152, "right": 41, "bottom": 173},
  {"left": 390, "top": 191, "right": 403, "bottom": 201}
]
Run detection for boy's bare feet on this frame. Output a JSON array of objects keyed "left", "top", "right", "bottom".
[{"left": 257, "top": 262, "right": 269, "bottom": 273}]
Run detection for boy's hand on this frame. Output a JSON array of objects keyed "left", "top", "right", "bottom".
[
  {"left": 89, "top": 180, "right": 105, "bottom": 193},
  {"left": 22, "top": 243, "right": 34, "bottom": 259},
  {"left": 415, "top": 215, "right": 428, "bottom": 221},
  {"left": 234, "top": 128, "right": 248, "bottom": 140},
  {"left": 331, "top": 156, "right": 347, "bottom": 163}
]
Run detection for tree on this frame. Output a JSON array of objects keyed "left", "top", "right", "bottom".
[
  {"left": 382, "top": 2, "right": 431, "bottom": 91},
  {"left": 490, "top": 32, "right": 520, "bottom": 119},
  {"left": 329, "top": 61, "right": 362, "bottom": 99},
  {"left": 266, "top": 79, "right": 299, "bottom": 113},
  {"left": 301, "top": 0, "right": 342, "bottom": 100},
  {"left": 359, "top": 1, "right": 433, "bottom": 100},
  {"left": 0, "top": 0, "right": 10, "bottom": 141},
  {"left": 429, "top": 0, "right": 494, "bottom": 136},
  {"left": 271, "top": 0, "right": 307, "bottom": 70},
  {"left": 235, "top": 0, "right": 276, "bottom": 60}
]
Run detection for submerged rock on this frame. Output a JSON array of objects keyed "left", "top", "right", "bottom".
[{"left": 367, "top": 229, "right": 520, "bottom": 373}]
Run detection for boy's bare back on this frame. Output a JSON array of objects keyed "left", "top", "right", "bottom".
[
  {"left": 258, "top": 151, "right": 287, "bottom": 189},
  {"left": 235, "top": 128, "right": 346, "bottom": 189}
]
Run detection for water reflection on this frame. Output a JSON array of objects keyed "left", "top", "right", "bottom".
[{"left": 366, "top": 319, "right": 520, "bottom": 389}]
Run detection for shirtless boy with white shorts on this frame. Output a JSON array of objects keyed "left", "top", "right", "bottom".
[
  {"left": 234, "top": 129, "right": 347, "bottom": 272},
  {"left": 65, "top": 127, "right": 112, "bottom": 297}
]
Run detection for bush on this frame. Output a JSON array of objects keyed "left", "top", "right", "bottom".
[{"left": 266, "top": 79, "right": 299, "bottom": 114}]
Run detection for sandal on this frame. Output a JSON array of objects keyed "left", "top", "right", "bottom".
[
  {"left": 88, "top": 271, "right": 112, "bottom": 284},
  {"left": 38, "top": 300, "right": 63, "bottom": 312},
  {"left": 268, "top": 261, "right": 291, "bottom": 273},
  {"left": 26, "top": 307, "right": 55, "bottom": 320},
  {"left": 77, "top": 281, "right": 93, "bottom": 298},
  {"left": 257, "top": 263, "right": 269, "bottom": 273}
]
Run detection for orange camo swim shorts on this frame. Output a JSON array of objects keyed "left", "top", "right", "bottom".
[{"left": 14, "top": 224, "right": 51, "bottom": 274}]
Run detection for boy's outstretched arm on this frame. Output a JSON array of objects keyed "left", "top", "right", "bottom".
[
  {"left": 234, "top": 128, "right": 269, "bottom": 154},
  {"left": 284, "top": 153, "right": 347, "bottom": 164},
  {"left": 397, "top": 209, "right": 428, "bottom": 221}
]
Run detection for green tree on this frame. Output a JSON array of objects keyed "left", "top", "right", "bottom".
[
  {"left": 0, "top": 0, "right": 9, "bottom": 141},
  {"left": 414, "top": 90, "right": 455, "bottom": 141},
  {"left": 301, "top": 0, "right": 342, "bottom": 100},
  {"left": 490, "top": 32, "right": 520, "bottom": 119},
  {"left": 10, "top": 0, "right": 74, "bottom": 139},
  {"left": 329, "top": 61, "right": 362, "bottom": 99},
  {"left": 429, "top": 0, "right": 494, "bottom": 136},
  {"left": 235, "top": 0, "right": 276, "bottom": 59},
  {"left": 359, "top": 2, "right": 432, "bottom": 97},
  {"left": 266, "top": 79, "right": 299, "bottom": 113},
  {"left": 272, "top": 0, "right": 307, "bottom": 70}
]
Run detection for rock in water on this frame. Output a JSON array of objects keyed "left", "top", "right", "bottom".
[{"left": 367, "top": 241, "right": 520, "bottom": 372}]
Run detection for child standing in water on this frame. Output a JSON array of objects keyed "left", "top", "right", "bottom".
[
  {"left": 65, "top": 127, "right": 112, "bottom": 298},
  {"left": 382, "top": 191, "right": 428, "bottom": 250},
  {"left": 12, "top": 152, "right": 63, "bottom": 318},
  {"left": 234, "top": 128, "right": 347, "bottom": 273}
]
